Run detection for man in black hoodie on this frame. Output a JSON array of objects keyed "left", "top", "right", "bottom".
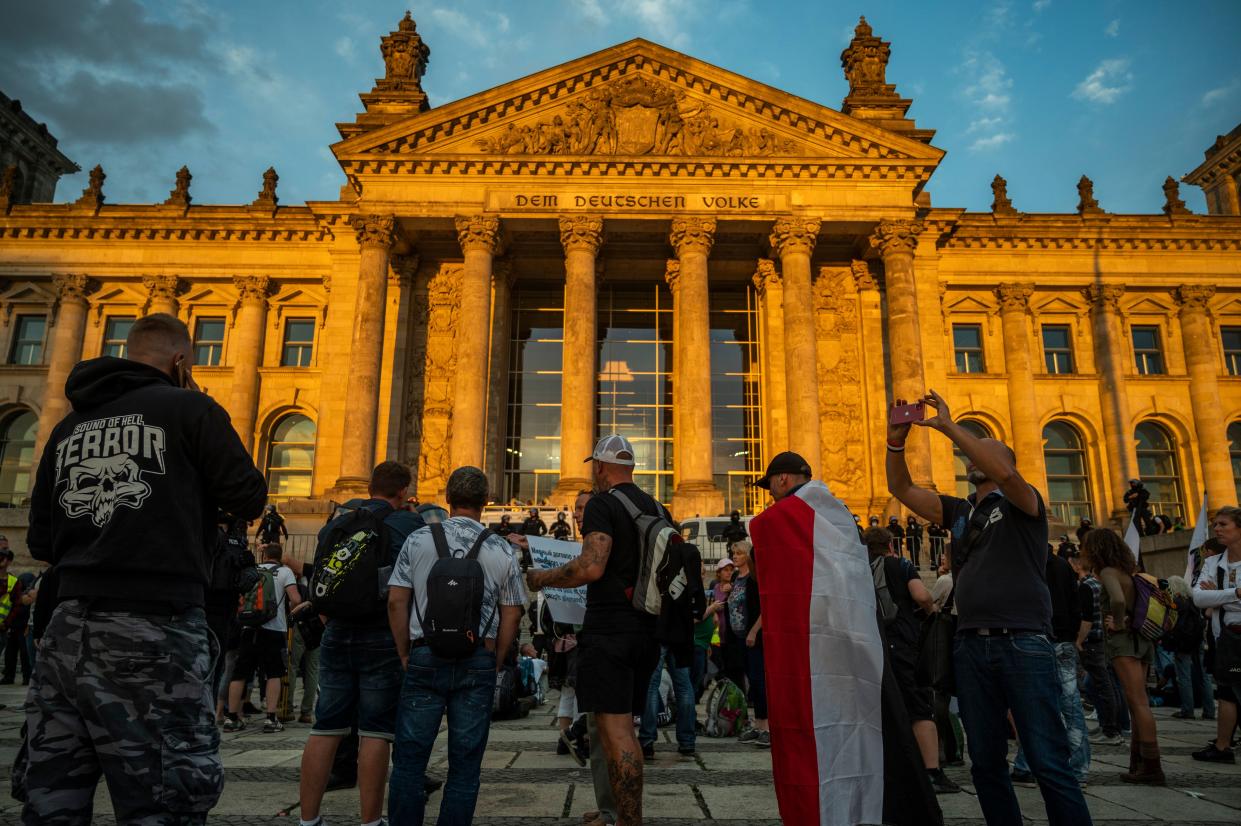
[{"left": 21, "top": 313, "right": 267, "bottom": 825}]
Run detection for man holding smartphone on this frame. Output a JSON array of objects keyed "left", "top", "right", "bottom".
[{"left": 885, "top": 389, "right": 1093, "bottom": 826}]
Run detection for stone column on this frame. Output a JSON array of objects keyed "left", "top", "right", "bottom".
[
  {"left": 853, "top": 261, "right": 890, "bottom": 511},
  {"left": 1084, "top": 284, "right": 1138, "bottom": 517},
  {"left": 485, "top": 260, "right": 515, "bottom": 497},
  {"left": 227, "top": 275, "right": 271, "bottom": 453},
  {"left": 1221, "top": 176, "right": 1241, "bottom": 216},
  {"left": 333, "top": 215, "right": 397, "bottom": 489},
  {"left": 752, "top": 259, "right": 788, "bottom": 455},
  {"left": 553, "top": 216, "right": 603, "bottom": 502},
  {"left": 34, "top": 274, "right": 94, "bottom": 457},
  {"left": 665, "top": 260, "right": 683, "bottom": 488},
  {"left": 770, "top": 217, "right": 822, "bottom": 467},
  {"left": 450, "top": 215, "right": 503, "bottom": 473},
  {"left": 870, "top": 219, "right": 933, "bottom": 487},
  {"left": 995, "top": 283, "right": 1048, "bottom": 495},
  {"left": 1176, "top": 285, "right": 1235, "bottom": 507},
  {"left": 143, "top": 275, "right": 182, "bottom": 317},
  {"left": 669, "top": 217, "right": 724, "bottom": 519}
]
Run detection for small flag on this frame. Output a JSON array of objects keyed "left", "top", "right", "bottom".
[
  {"left": 1185, "top": 494, "right": 1209, "bottom": 583},
  {"left": 1124, "top": 516, "right": 1141, "bottom": 563}
]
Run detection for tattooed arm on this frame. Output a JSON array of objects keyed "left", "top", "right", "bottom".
[{"left": 526, "top": 531, "right": 612, "bottom": 591}]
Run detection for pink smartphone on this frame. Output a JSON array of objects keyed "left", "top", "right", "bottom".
[{"left": 889, "top": 402, "right": 925, "bottom": 426}]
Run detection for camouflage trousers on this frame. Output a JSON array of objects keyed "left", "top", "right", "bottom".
[{"left": 16, "top": 599, "right": 223, "bottom": 825}]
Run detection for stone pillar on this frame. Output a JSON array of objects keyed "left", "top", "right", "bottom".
[
  {"left": 752, "top": 259, "right": 788, "bottom": 456},
  {"left": 669, "top": 217, "right": 724, "bottom": 519},
  {"left": 1176, "top": 285, "right": 1235, "bottom": 507},
  {"left": 995, "top": 283, "right": 1048, "bottom": 496},
  {"left": 1221, "top": 176, "right": 1241, "bottom": 216},
  {"left": 664, "top": 259, "right": 685, "bottom": 489},
  {"left": 143, "top": 275, "right": 182, "bottom": 317},
  {"left": 1084, "top": 284, "right": 1138, "bottom": 517},
  {"left": 853, "top": 261, "right": 890, "bottom": 511},
  {"left": 227, "top": 275, "right": 271, "bottom": 453},
  {"left": 553, "top": 216, "right": 603, "bottom": 503},
  {"left": 450, "top": 215, "right": 503, "bottom": 474},
  {"left": 34, "top": 274, "right": 94, "bottom": 458},
  {"left": 870, "top": 219, "right": 933, "bottom": 487},
  {"left": 333, "top": 215, "right": 397, "bottom": 489},
  {"left": 486, "top": 260, "right": 515, "bottom": 497},
  {"left": 769, "top": 217, "right": 822, "bottom": 467}
]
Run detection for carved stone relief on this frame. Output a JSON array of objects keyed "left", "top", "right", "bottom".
[
  {"left": 413, "top": 263, "right": 462, "bottom": 497},
  {"left": 813, "top": 267, "right": 866, "bottom": 493}
]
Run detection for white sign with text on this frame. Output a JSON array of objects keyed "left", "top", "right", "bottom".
[{"left": 527, "top": 536, "right": 588, "bottom": 626}]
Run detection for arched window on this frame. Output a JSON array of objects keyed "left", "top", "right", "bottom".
[
  {"left": 1229, "top": 422, "right": 1241, "bottom": 505},
  {"left": 953, "top": 419, "right": 992, "bottom": 499},
  {"left": 0, "top": 410, "right": 37, "bottom": 507},
  {"left": 1135, "top": 422, "right": 1184, "bottom": 521},
  {"left": 266, "top": 414, "right": 316, "bottom": 499},
  {"left": 1043, "top": 421, "right": 1092, "bottom": 525}
]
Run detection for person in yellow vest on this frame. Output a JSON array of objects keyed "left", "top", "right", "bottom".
[{"left": 0, "top": 543, "right": 37, "bottom": 690}]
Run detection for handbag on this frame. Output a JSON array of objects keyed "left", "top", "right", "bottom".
[
  {"left": 1213, "top": 562, "right": 1241, "bottom": 686},
  {"left": 916, "top": 588, "right": 957, "bottom": 694}
]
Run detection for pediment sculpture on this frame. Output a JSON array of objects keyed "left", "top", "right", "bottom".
[{"left": 475, "top": 74, "right": 799, "bottom": 157}]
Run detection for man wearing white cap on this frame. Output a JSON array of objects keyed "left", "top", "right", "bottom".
[{"left": 526, "top": 434, "right": 664, "bottom": 826}]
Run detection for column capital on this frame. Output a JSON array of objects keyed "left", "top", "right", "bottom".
[
  {"left": 768, "top": 217, "right": 821, "bottom": 257},
  {"left": 455, "top": 214, "right": 504, "bottom": 254},
  {"left": 233, "top": 275, "right": 272, "bottom": 304},
  {"left": 352, "top": 214, "right": 397, "bottom": 249},
  {"left": 751, "top": 259, "right": 780, "bottom": 295},
  {"left": 389, "top": 254, "right": 420, "bottom": 288},
  {"left": 142, "top": 275, "right": 183, "bottom": 302},
  {"left": 1083, "top": 284, "right": 1125, "bottom": 313},
  {"left": 52, "top": 273, "right": 95, "bottom": 304},
  {"left": 1174, "top": 284, "right": 1215, "bottom": 313},
  {"left": 664, "top": 259, "right": 681, "bottom": 292},
  {"left": 995, "top": 282, "right": 1034, "bottom": 313},
  {"left": 850, "top": 259, "right": 877, "bottom": 292},
  {"left": 669, "top": 217, "right": 716, "bottom": 256},
  {"left": 492, "top": 258, "right": 517, "bottom": 289},
  {"left": 559, "top": 215, "right": 605, "bottom": 253},
  {"left": 868, "top": 218, "right": 924, "bottom": 257}
]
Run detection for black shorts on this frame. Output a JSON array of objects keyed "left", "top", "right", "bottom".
[
  {"left": 1215, "top": 682, "right": 1239, "bottom": 705},
  {"left": 889, "top": 643, "right": 934, "bottom": 722},
  {"left": 232, "top": 627, "right": 287, "bottom": 681},
  {"left": 576, "top": 631, "right": 660, "bottom": 716}
]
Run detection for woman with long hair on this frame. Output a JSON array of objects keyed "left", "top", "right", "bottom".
[{"left": 1080, "top": 528, "right": 1163, "bottom": 784}]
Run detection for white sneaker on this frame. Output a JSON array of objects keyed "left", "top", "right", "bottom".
[{"left": 737, "top": 728, "right": 760, "bottom": 744}]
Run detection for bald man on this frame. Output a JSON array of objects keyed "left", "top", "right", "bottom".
[
  {"left": 22, "top": 312, "right": 267, "bottom": 825},
  {"left": 885, "top": 390, "right": 1092, "bottom": 826}
]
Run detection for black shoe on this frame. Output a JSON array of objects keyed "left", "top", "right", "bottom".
[
  {"left": 560, "top": 729, "right": 587, "bottom": 767},
  {"left": 943, "top": 758, "right": 965, "bottom": 768},
  {"left": 928, "top": 769, "right": 961, "bottom": 794},
  {"left": 325, "top": 773, "right": 357, "bottom": 792},
  {"left": 1191, "top": 743, "right": 1236, "bottom": 763},
  {"left": 642, "top": 741, "right": 655, "bottom": 761},
  {"left": 677, "top": 746, "right": 697, "bottom": 758},
  {"left": 1010, "top": 769, "right": 1037, "bottom": 788},
  {"left": 557, "top": 734, "right": 571, "bottom": 755},
  {"left": 0, "top": 677, "right": 13, "bottom": 685},
  {"left": 424, "top": 777, "right": 444, "bottom": 795}
]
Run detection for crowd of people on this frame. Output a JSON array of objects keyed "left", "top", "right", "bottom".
[{"left": 5, "top": 312, "right": 1240, "bottom": 826}]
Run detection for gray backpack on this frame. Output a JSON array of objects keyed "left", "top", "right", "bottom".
[
  {"left": 609, "top": 488, "right": 688, "bottom": 616},
  {"left": 871, "top": 556, "right": 900, "bottom": 627}
]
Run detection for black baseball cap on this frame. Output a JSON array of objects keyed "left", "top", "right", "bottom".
[{"left": 752, "top": 451, "right": 812, "bottom": 489}]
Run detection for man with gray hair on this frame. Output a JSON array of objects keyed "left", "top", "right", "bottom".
[
  {"left": 387, "top": 465, "right": 527, "bottom": 825},
  {"left": 23, "top": 312, "right": 268, "bottom": 824}
]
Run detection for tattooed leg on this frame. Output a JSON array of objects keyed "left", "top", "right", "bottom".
[{"left": 597, "top": 711, "right": 644, "bottom": 826}]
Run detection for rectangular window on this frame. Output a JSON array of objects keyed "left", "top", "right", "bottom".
[
  {"left": 953, "top": 324, "right": 985, "bottom": 373},
  {"left": 1132, "top": 325, "right": 1165, "bottom": 375},
  {"left": 281, "top": 319, "right": 315, "bottom": 367},
  {"left": 1223, "top": 326, "right": 1241, "bottom": 377},
  {"left": 193, "top": 317, "right": 225, "bottom": 366},
  {"left": 102, "top": 317, "right": 135, "bottom": 358},
  {"left": 1042, "top": 325, "right": 1075, "bottom": 374},
  {"left": 8, "top": 315, "right": 46, "bottom": 365}
]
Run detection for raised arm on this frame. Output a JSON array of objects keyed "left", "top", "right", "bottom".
[{"left": 885, "top": 399, "right": 943, "bottom": 525}]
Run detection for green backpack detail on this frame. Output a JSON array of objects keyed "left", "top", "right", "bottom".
[
  {"left": 704, "top": 678, "right": 750, "bottom": 738},
  {"left": 238, "top": 563, "right": 279, "bottom": 628}
]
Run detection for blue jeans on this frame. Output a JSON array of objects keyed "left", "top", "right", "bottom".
[
  {"left": 1013, "top": 642, "right": 1091, "bottom": 782},
  {"left": 639, "top": 646, "right": 696, "bottom": 750},
  {"left": 954, "top": 633, "right": 1093, "bottom": 826},
  {"left": 388, "top": 646, "right": 497, "bottom": 826},
  {"left": 691, "top": 646, "right": 708, "bottom": 700},
  {"left": 311, "top": 624, "right": 402, "bottom": 740},
  {"left": 1173, "top": 651, "right": 1195, "bottom": 716}
]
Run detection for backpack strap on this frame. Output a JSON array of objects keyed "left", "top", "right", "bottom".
[
  {"left": 609, "top": 487, "right": 643, "bottom": 519},
  {"left": 429, "top": 522, "right": 452, "bottom": 560},
  {"left": 466, "top": 528, "right": 494, "bottom": 560}
]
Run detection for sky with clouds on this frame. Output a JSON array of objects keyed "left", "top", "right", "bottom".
[{"left": 3, "top": 0, "right": 1239, "bottom": 213}]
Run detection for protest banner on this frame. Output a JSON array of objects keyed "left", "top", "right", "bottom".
[{"left": 527, "top": 536, "right": 588, "bottom": 625}]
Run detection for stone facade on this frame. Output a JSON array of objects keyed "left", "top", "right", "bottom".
[
  {"left": 1, "top": 15, "right": 1240, "bottom": 540},
  {"left": 0, "top": 90, "right": 79, "bottom": 209}
]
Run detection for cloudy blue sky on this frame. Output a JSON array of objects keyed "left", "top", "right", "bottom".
[{"left": 4, "top": 0, "right": 1238, "bottom": 213}]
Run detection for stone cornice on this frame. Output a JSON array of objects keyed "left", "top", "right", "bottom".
[
  {"left": 934, "top": 212, "right": 1241, "bottom": 253},
  {"left": 558, "top": 215, "right": 604, "bottom": 253},
  {"left": 454, "top": 215, "right": 504, "bottom": 254},
  {"left": 769, "top": 217, "right": 821, "bottom": 257},
  {"left": 995, "top": 282, "right": 1033, "bottom": 313},
  {"left": 1184, "top": 128, "right": 1241, "bottom": 187},
  {"left": 669, "top": 217, "right": 716, "bottom": 256},
  {"left": 869, "top": 218, "right": 923, "bottom": 257},
  {"left": 1174, "top": 284, "right": 1215, "bottom": 313},
  {"left": 0, "top": 204, "right": 331, "bottom": 243},
  {"left": 751, "top": 258, "right": 779, "bottom": 294},
  {"left": 351, "top": 214, "right": 397, "bottom": 249}
]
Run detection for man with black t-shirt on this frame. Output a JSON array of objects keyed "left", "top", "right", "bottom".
[
  {"left": 527, "top": 434, "right": 662, "bottom": 826},
  {"left": 886, "top": 389, "right": 1092, "bottom": 826}
]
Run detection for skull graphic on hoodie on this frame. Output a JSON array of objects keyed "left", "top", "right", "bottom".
[{"left": 54, "top": 415, "right": 166, "bottom": 528}]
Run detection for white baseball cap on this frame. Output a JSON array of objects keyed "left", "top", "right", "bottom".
[{"left": 585, "top": 434, "right": 636, "bottom": 466}]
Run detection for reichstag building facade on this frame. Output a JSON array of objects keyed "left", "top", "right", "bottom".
[{"left": 1, "top": 14, "right": 1240, "bottom": 529}]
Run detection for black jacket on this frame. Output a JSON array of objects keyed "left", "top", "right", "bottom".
[{"left": 27, "top": 357, "right": 267, "bottom": 607}]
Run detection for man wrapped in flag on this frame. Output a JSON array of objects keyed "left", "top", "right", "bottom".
[{"left": 748, "top": 451, "right": 941, "bottom": 826}]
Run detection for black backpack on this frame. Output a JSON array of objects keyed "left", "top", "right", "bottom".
[
  {"left": 414, "top": 523, "right": 495, "bottom": 659},
  {"left": 208, "top": 525, "right": 256, "bottom": 595},
  {"left": 310, "top": 502, "right": 393, "bottom": 619}
]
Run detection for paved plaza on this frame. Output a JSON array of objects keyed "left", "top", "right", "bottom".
[{"left": 0, "top": 682, "right": 1237, "bottom": 825}]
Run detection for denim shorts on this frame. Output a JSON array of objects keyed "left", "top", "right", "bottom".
[{"left": 311, "top": 623, "right": 403, "bottom": 741}]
